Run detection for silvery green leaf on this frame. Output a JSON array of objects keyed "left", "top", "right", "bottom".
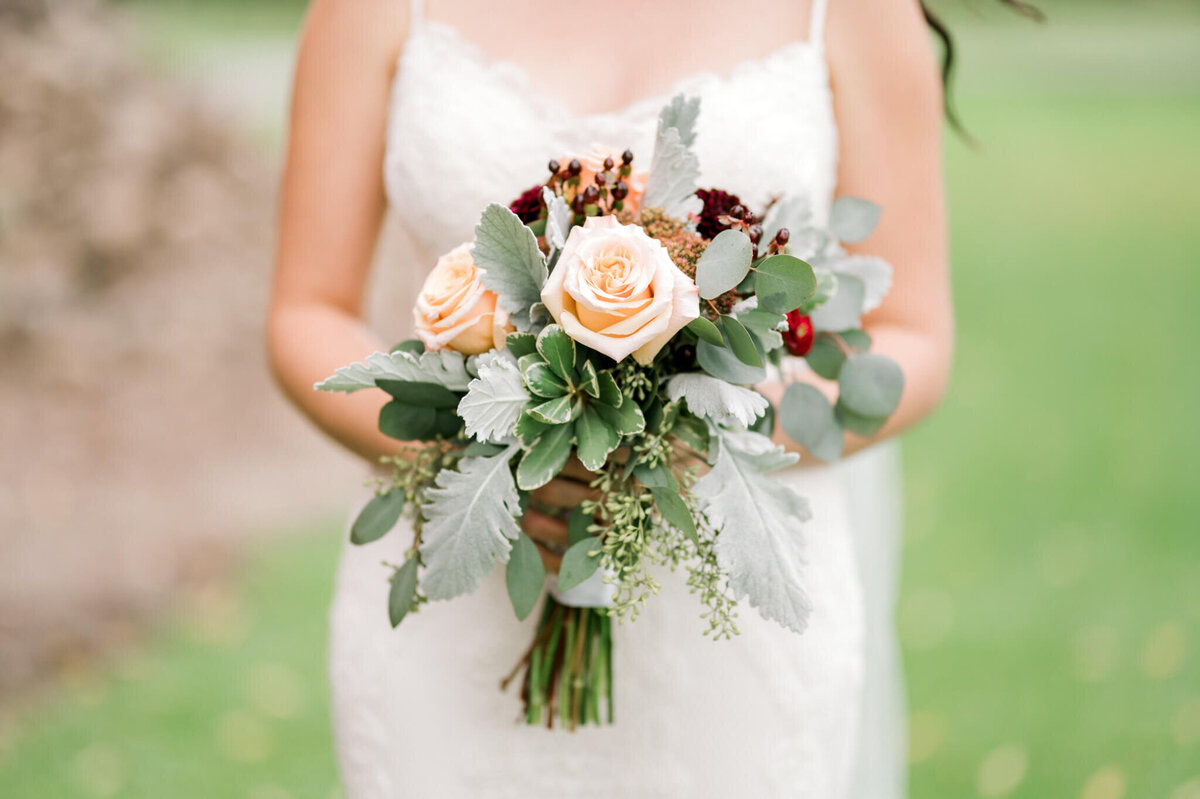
[
  {"left": 472, "top": 203, "right": 548, "bottom": 315},
  {"left": 388, "top": 557, "right": 420, "bottom": 627},
  {"left": 760, "top": 195, "right": 813, "bottom": 248},
  {"left": 419, "top": 444, "right": 522, "bottom": 601},
  {"left": 695, "top": 430, "right": 812, "bottom": 633},
  {"left": 838, "top": 353, "right": 905, "bottom": 418},
  {"left": 316, "top": 350, "right": 471, "bottom": 393},
  {"left": 458, "top": 353, "right": 529, "bottom": 444},
  {"left": 666, "top": 373, "right": 769, "bottom": 428},
  {"left": 657, "top": 93, "right": 700, "bottom": 147},
  {"left": 644, "top": 124, "right": 700, "bottom": 217},
  {"left": 779, "top": 382, "right": 843, "bottom": 461},
  {"left": 696, "top": 339, "right": 767, "bottom": 385},
  {"left": 695, "top": 229, "right": 753, "bottom": 299},
  {"left": 829, "top": 197, "right": 882, "bottom": 244},
  {"left": 824, "top": 254, "right": 893, "bottom": 314},
  {"left": 810, "top": 274, "right": 865, "bottom": 333},
  {"left": 542, "top": 187, "right": 571, "bottom": 254}
]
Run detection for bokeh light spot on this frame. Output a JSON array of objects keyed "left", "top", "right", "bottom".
[
  {"left": 1173, "top": 696, "right": 1200, "bottom": 749},
  {"left": 73, "top": 743, "right": 124, "bottom": 797},
  {"left": 216, "top": 709, "right": 273, "bottom": 763},
  {"left": 1142, "top": 622, "right": 1187, "bottom": 680},
  {"left": 246, "top": 662, "right": 306, "bottom": 719},
  {"left": 1072, "top": 624, "right": 1120, "bottom": 684},
  {"left": 1038, "top": 523, "right": 1091, "bottom": 588},
  {"left": 899, "top": 587, "right": 956, "bottom": 651},
  {"left": 977, "top": 744, "right": 1029, "bottom": 797},
  {"left": 908, "top": 710, "right": 947, "bottom": 763},
  {"left": 1080, "top": 765, "right": 1127, "bottom": 799},
  {"left": 1170, "top": 779, "right": 1200, "bottom": 799}
]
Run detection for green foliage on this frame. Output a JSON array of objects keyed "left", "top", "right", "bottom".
[
  {"left": 419, "top": 445, "right": 522, "bottom": 600},
  {"left": 829, "top": 196, "right": 882, "bottom": 243},
  {"left": 576, "top": 405, "right": 621, "bottom": 471},
  {"left": 754, "top": 254, "right": 817, "bottom": 314},
  {"left": 472, "top": 203, "right": 548, "bottom": 317},
  {"left": 686, "top": 315, "right": 725, "bottom": 346},
  {"left": 506, "top": 532, "right": 546, "bottom": 621},
  {"left": 316, "top": 349, "right": 472, "bottom": 393},
  {"left": 778, "top": 382, "right": 843, "bottom": 461},
  {"left": 535, "top": 324, "right": 576, "bottom": 380},
  {"left": 556, "top": 537, "right": 603, "bottom": 593},
  {"left": 458, "top": 354, "right": 529, "bottom": 443},
  {"left": 387, "top": 557, "right": 420, "bottom": 627},
  {"left": 593, "top": 397, "right": 645, "bottom": 436},
  {"left": 376, "top": 379, "right": 460, "bottom": 408},
  {"left": 838, "top": 353, "right": 905, "bottom": 418},
  {"left": 665, "top": 372, "right": 769, "bottom": 428},
  {"left": 805, "top": 336, "right": 845, "bottom": 380},
  {"left": 810, "top": 272, "right": 865, "bottom": 332},
  {"left": 650, "top": 486, "right": 697, "bottom": 541},
  {"left": 695, "top": 430, "right": 812, "bottom": 634},
  {"left": 719, "top": 315, "right": 763, "bottom": 367},
  {"left": 696, "top": 337, "right": 766, "bottom": 384},
  {"left": 516, "top": 422, "right": 574, "bottom": 490},
  {"left": 349, "top": 490, "right": 406, "bottom": 545},
  {"left": 542, "top": 187, "right": 572, "bottom": 253},
  {"left": 694, "top": 229, "right": 753, "bottom": 299}
]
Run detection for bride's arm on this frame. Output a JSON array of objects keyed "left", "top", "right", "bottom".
[
  {"left": 763, "top": 0, "right": 954, "bottom": 458},
  {"left": 267, "top": 0, "right": 408, "bottom": 463}
]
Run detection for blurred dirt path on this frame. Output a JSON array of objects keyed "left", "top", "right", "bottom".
[{"left": 0, "top": 1, "right": 385, "bottom": 705}]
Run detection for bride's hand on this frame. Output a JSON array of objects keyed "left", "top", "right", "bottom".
[{"left": 523, "top": 457, "right": 598, "bottom": 574}]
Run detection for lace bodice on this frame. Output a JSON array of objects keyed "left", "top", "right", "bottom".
[{"left": 383, "top": 5, "right": 837, "bottom": 263}]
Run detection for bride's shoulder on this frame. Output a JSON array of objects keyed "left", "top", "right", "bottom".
[{"left": 297, "top": 0, "right": 410, "bottom": 72}]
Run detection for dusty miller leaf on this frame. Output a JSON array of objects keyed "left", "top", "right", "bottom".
[
  {"left": 316, "top": 350, "right": 471, "bottom": 393},
  {"left": 458, "top": 353, "right": 529, "bottom": 444},
  {"left": 643, "top": 124, "right": 700, "bottom": 217},
  {"left": 822, "top": 253, "right": 893, "bottom": 314},
  {"left": 542, "top": 187, "right": 572, "bottom": 255},
  {"left": 472, "top": 203, "right": 548, "bottom": 316},
  {"left": 419, "top": 444, "right": 522, "bottom": 601},
  {"left": 657, "top": 93, "right": 700, "bottom": 147},
  {"left": 829, "top": 196, "right": 882, "bottom": 244},
  {"left": 666, "top": 373, "right": 770, "bottom": 428},
  {"left": 695, "top": 430, "right": 813, "bottom": 634}
]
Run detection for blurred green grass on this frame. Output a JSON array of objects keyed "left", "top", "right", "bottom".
[{"left": 3, "top": 2, "right": 1199, "bottom": 797}]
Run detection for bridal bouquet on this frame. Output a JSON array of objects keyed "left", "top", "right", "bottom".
[{"left": 317, "top": 96, "right": 903, "bottom": 729}]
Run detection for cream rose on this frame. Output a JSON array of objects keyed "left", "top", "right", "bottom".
[
  {"left": 414, "top": 243, "right": 514, "bottom": 355},
  {"left": 540, "top": 216, "right": 700, "bottom": 365}
]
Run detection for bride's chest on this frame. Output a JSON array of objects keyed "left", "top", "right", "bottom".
[{"left": 383, "top": 24, "right": 838, "bottom": 259}]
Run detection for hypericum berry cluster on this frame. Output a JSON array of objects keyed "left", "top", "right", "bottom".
[{"left": 548, "top": 149, "right": 635, "bottom": 219}]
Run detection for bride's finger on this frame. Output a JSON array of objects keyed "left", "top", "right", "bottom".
[
  {"left": 530, "top": 477, "right": 598, "bottom": 509},
  {"left": 521, "top": 508, "right": 569, "bottom": 548}
]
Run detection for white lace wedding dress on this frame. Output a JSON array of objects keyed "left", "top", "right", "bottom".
[{"left": 329, "top": 1, "right": 906, "bottom": 796}]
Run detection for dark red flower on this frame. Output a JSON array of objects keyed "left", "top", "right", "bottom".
[
  {"left": 509, "top": 184, "right": 544, "bottom": 223},
  {"left": 695, "top": 188, "right": 743, "bottom": 240},
  {"left": 783, "top": 311, "right": 815, "bottom": 357}
]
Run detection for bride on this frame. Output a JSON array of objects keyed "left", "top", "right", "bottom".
[{"left": 268, "top": 0, "right": 965, "bottom": 795}]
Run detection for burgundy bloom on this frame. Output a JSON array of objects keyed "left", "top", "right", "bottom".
[
  {"left": 509, "top": 184, "right": 544, "bottom": 224},
  {"left": 695, "top": 188, "right": 743, "bottom": 240},
  {"left": 783, "top": 311, "right": 815, "bottom": 357}
]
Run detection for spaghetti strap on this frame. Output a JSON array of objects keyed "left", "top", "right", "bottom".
[{"left": 809, "top": 0, "right": 829, "bottom": 46}]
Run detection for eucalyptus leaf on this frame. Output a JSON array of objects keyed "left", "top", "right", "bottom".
[
  {"left": 838, "top": 353, "right": 905, "bottom": 418},
  {"left": 458, "top": 354, "right": 529, "bottom": 444},
  {"left": 419, "top": 445, "right": 522, "bottom": 600},
  {"left": 556, "top": 537, "right": 602, "bottom": 593},
  {"left": 506, "top": 532, "right": 546, "bottom": 621},
  {"left": 390, "top": 339, "right": 425, "bottom": 356},
  {"left": 350, "top": 490, "right": 406, "bottom": 545},
  {"left": 835, "top": 401, "right": 888, "bottom": 437},
  {"left": 687, "top": 316, "right": 725, "bottom": 347},
  {"left": 810, "top": 274, "right": 866, "bottom": 332},
  {"left": 696, "top": 339, "right": 766, "bottom": 385},
  {"left": 695, "top": 431, "right": 813, "bottom": 633},
  {"left": 388, "top": 557, "right": 420, "bottom": 627},
  {"left": 779, "top": 382, "right": 843, "bottom": 461},
  {"left": 829, "top": 196, "right": 882, "bottom": 244},
  {"left": 376, "top": 380, "right": 461, "bottom": 408},
  {"left": 634, "top": 462, "right": 673, "bottom": 489},
  {"left": 665, "top": 372, "right": 769, "bottom": 428},
  {"left": 472, "top": 203, "right": 549, "bottom": 315},
  {"left": 567, "top": 507, "right": 593, "bottom": 546},
  {"left": 805, "top": 336, "right": 846, "bottom": 381},
  {"left": 516, "top": 422, "right": 574, "bottom": 490},
  {"left": 378, "top": 401, "right": 437, "bottom": 441},
  {"left": 650, "top": 486, "right": 697, "bottom": 541},
  {"left": 755, "top": 254, "right": 817, "bottom": 314},
  {"left": 695, "top": 230, "right": 753, "bottom": 299},
  {"left": 720, "top": 315, "right": 763, "bottom": 367}
]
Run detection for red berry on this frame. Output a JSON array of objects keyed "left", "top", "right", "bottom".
[{"left": 783, "top": 310, "right": 815, "bottom": 357}]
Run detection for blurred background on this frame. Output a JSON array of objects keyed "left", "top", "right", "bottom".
[{"left": 0, "top": 0, "right": 1197, "bottom": 797}]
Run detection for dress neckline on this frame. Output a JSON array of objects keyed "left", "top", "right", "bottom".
[{"left": 407, "top": 18, "right": 824, "bottom": 126}]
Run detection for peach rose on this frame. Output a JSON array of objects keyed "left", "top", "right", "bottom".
[
  {"left": 540, "top": 216, "right": 699, "bottom": 365},
  {"left": 414, "top": 243, "right": 514, "bottom": 355},
  {"left": 570, "top": 146, "right": 649, "bottom": 213}
]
